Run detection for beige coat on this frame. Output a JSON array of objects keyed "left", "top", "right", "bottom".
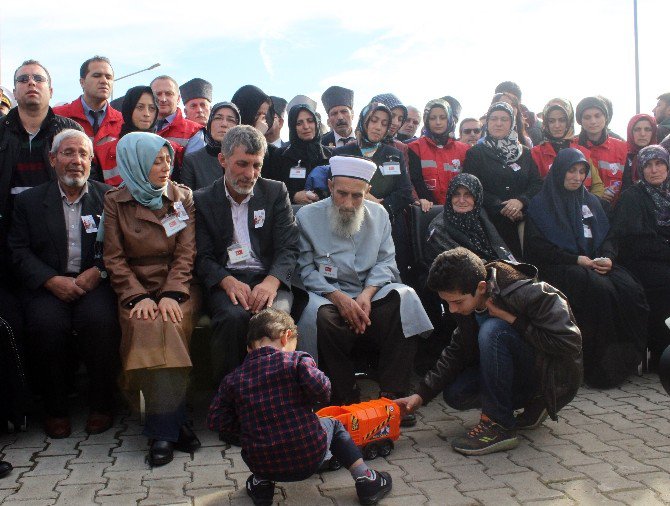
[{"left": 103, "top": 181, "right": 196, "bottom": 371}]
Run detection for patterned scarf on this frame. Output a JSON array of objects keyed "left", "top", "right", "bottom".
[
  {"left": 482, "top": 102, "right": 522, "bottom": 164},
  {"left": 638, "top": 145, "right": 670, "bottom": 226},
  {"left": 355, "top": 102, "right": 391, "bottom": 151},
  {"left": 542, "top": 98, "right": 575, "bottom": 147},
  {"left": 626, "top": 114, "right": 658, "bottom": 184},
  {"left": 443, "top": 173, "right": 497, "bottom": 260}
]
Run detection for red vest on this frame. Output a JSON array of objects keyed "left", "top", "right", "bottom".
[
  {"left": 96, "top": 138, "right": 184, "bottom": 186},
  {"left": 407, "top": 136, "right": 470, "bottom": 205},
  {"left": 531, "top": 141, "right": 595, "bottom": 189},
  {"left": 156, "top": 109, "right": 202, "bottom": 147},
  {"left": 577, "top": 136, "right": 628, "bottom": 191},
  {"left": 53, "top": 97, "right": 122, "bottom": 147}
]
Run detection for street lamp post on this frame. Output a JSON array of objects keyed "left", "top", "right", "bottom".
[
  {"left": 633, "top": 0, "right": 640, "bottom": 114},
  {"left": 112, "top": 63, "right": 161, "bottom": 98}
]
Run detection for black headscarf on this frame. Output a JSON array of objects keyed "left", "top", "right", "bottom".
[
  {"left": 638, "top": 145, "right": 670, "bottom": 227},
  {"left": 283, "top": 103, "right": 328, "bottom": 163},
  {"left": 443, "top": 173, "right": 498, "bottom": 260},
  {"left": 231, "top": 84, "right": 275, "bottom": 129},
  {"left": 355, "top": 102, "right": 391, "bottom": 151},
  {"left": 203, "top": 101, "right": 240, "bottom": 155},
  {"left": 528, "top": 148, "right": 609, "bottom": 257},
  {"left": 119, "top": 86, "right": 158, "bottom": 138}
]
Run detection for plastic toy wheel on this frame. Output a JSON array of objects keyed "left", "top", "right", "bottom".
[
  {"left": 363, "top": 442, "right": 379, "bottom": 460},
  {"left": 379, "top": 439, "right": 393, "bottom": 457}
]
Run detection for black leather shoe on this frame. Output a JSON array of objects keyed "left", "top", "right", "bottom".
[
  {"left": 0, "top": 461, "right": 12, "bottom": 479},
  {"left": 147, "top": 440, "right": 174, "bottom": 467},
  {"left": 175, "top": 424, "right": 201, "bottom": 453}
]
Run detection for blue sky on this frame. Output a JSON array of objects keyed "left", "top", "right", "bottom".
[{"left": 1, "top": 0, "right": 669, "bottom": 137}]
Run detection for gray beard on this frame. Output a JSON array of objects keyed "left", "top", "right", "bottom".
[
  {"left": 61, "top": 175, "right": 86, "bottom": 188},
  {"left": 328, "top": 203, "right": 365, "bottom": 238}
]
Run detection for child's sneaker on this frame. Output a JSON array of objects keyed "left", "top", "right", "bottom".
[
  {"left": 355, "top": 470, "right": 392, "bottom": 505},
  {"left": 451, "top": 414, "right": 519, "bottom": 456},
  {"left": 245, "top": 475, "right": 275, "bottom": 506}
]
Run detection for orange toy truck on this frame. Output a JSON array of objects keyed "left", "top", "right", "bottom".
[{"left": 317, "top": 398, "right": 401, "bottom": 460}]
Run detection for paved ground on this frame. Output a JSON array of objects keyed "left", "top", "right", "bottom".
[{"left": 1, "top": 373, "right": 670, "bottom": 505}]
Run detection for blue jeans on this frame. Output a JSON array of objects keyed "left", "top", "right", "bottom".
[{"left": 443, "top": 318, "right": 536, "bottom": 428}]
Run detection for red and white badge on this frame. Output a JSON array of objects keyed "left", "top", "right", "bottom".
[
  {"left": 319, "top": 263, "right": 338, "bottom": 279},
  {"left": 227, "top": 243, "right": 251, "bottom": 263},
  {"left": 161, "top": 214, "right": 187, "bottom": 237}
]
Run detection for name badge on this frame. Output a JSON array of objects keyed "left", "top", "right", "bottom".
[
  {"left": 254, "top": 209, "right": 266, "bottom": 228},
  {"left": 173, "top": 201, "right": 189, "bottom": 221},
  {"left": 582, "top": 205, "right": 594, "bottom": 218},
  {"left": 451, "top": 159, "right": 461, "bottom": 167},
  {"left": 425, "top": 178, "right": 437, "bottom": 190},
  {"left": 380, "top": 162, "right": 400, "bottom": 176},
  {"left": 319, "top": 263, "right": 338, "bottom": 279},
  {"left": 583, "top": 224, "right": 593, "bottom": 238},
  {"left": 289, "top": 167, "right": 306, "bottom": 178},
  {"left": 510, "top": 163, "right": 521, "bottom": 172},
  {"left": 228, "top": 243, "right": 251, "bottom": 263},
  {"left": 81, "top": 215, "right": 98, "bottom": 233},
  {"left": 161, "top": 214, "right": 187, "bottom": 237},
  {"left": 610, "top": 163, "right": 621, "bottom": 174}
]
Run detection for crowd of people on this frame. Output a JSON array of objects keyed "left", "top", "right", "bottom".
[{"left": 2, "top": 54, "right": 670, "bottom": 504}]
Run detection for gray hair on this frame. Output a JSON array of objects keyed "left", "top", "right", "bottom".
[
  {"left": 221, "top": 125, "right": 267, "bottom": 158},
  {"left": 50, "top": 129, "right": 94, "bottom": 157}
]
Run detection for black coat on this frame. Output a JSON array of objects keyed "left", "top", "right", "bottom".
[
  {"left": 271, "top": 143, "right": 332, "bottom": 202},
  {"left": 194, "top": 177, "right": 299, "bottom": 291},
  {"left": 463, "top": 144, "right": 542, "bottom": 258},
  {"left": 8, "top": 179, "right": 110, "bottom": 290},
  {"left": 0, "top": 108, "right": 83, "bottom": 279}
]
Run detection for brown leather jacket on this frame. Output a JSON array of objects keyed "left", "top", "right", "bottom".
[{"left": 417, "top": 261, "right": 583, "bottom": 421}]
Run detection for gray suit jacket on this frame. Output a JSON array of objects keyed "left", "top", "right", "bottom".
[
  {"left": 180, "top": 147, "right": 222, "bottom": 191},
  {"left": 194, "top": 177, "right": 299, "bottom": 290}
]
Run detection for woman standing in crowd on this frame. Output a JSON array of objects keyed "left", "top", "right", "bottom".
[
  {"left": 181, "top": 102, "right": 240, "bottom": 191},
  {"left": 408, "top": 99, "right": 470, "bottom": 211},
  {"left": 334, "top": 102, "right": 413, "bottom": 261},
  {"left": 531, "top": 98, "right": 604, "bottom": 196},
  {"left": 463, "top": 102, "right": 542, "bottom": 259},
  {"left": 576, "top": 96, "right": 628, "bottom": 203},
  {"left": 525, "top": 148, "right": 648, "bottom": 388},
  {"left": 272, "top": 103, "right": 331, "bottom": 204},
  {"left": 612, "top": 145, "right": 670, "bottom": 368},
  {"left": 103, "top": 132, "right": 200, "bottom": 466},
  {"left": 490, "top": 92, "right": 532, "bottom": 148},
  {"left": 621, "top": 114, "right": 657, "bottom": 192},
  {"left": 97, "top": 86, "right": 184, "bottom": 186}
]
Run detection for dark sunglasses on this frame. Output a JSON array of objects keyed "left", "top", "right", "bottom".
[
  {"left": 462, "top": 128, "right": 481, "bottom": 135},
  {"left": 15, "top": 74, "right": 48, "bottom": 84}
]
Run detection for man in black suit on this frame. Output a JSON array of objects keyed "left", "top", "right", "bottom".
[
  {"left": 195, "top": 125, "right": 299, "bottom": 383},
  {"left": 8, "top": 129, "right": 120, "bottom": 439},
  {"left": 320, "top": 86, "right": 355, "bottom": 149}
]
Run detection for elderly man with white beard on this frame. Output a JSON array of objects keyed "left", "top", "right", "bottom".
[{"left": 295, "top": 155, "right": 433, "bottom": 425}]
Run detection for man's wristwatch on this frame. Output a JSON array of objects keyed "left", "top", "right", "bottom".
[{"left": 95, "top": 266, "right": 108, "bottom": 279}]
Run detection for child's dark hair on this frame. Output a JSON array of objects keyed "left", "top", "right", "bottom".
[
  {"left": 246, "top": 308, "right": 297, "bottom": 347},
  {"left": 427, "top": 247, "right": 486, "bottom": 296}
]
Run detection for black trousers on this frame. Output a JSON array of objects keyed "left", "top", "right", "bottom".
[
  {"left": 207, "top": 271, "right": 292, "bottom": 384},
  {"left": 22, "top": 282, "right": 120, "bottom": 417},
  {"left": 316, "top": 291, "right": 418, "bottom": 404}
]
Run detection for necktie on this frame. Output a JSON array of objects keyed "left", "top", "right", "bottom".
[
  {"left": 156, "top": 118, "right": 167, "bottom": 132},
  {"left": 89, "top": 110, "right": 100, "bottom": 135},
  {"left": 340, "top": 137, "right": 353, "bottom": 146}
]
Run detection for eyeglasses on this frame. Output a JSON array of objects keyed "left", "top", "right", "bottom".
[
  {"left": 58, "top": 149, "right": 92, "bottom": 160},
  {"left": 15, "top": 74, "right": 49, "bottom": 84},
  {"left": 462, "top": 128, "right": 481, "bottom": 135}
]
